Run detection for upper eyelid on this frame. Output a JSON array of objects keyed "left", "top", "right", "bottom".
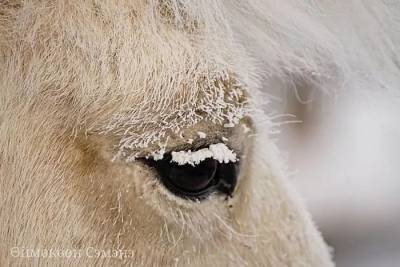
[
  {"left": 134, "top": 136, "right": 224, "bottom": 159},
  {"left": 143, "top": 135, "right": 242, "bottom": 160},
  {"left": 145, "top": 137, "right": 221, "bottom": 158},
  {"left": 168, "top": 136, "right": 221, "bottom": 152}
]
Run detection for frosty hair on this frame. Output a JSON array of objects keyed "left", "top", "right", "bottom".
[
  {"left": 0, "top": 0, "right": 399, "bottom": 148},
  {"left": 2, "top": 1, "right": 399, "bottom": 266}
]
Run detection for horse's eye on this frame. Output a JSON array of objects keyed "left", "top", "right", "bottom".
[{"left": 143, "top": 153, "right": 239, "bottom": 200}]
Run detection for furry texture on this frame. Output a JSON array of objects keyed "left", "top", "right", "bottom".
[{"left": 1, "top": 0, "right": 399, "bottom": 266}]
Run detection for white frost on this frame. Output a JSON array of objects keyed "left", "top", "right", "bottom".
[
  {"left": 171, "top": 143, "right": 237, "bottom": 166},
  {"left": 197, "top": 131, "right": 207, "bottom": 138},
  {"left": 151, "top": 148, "right": 165, "bottom": 160},
  {"left": 186, "top": 139, "right": 194, "bottom": 144}
]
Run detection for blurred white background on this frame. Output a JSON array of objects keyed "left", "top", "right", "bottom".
[{"left": 274, "top": 87, "right": 400, "bottom": 267}]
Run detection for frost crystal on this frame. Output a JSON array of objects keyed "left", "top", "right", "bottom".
[
  {"left": 197, "top": 131, "right": 207, "bottom": 138},
  {"left": 151, "top": 148, "right": 166, "bottom": 160},
  {"left": 171, "top": 143, "right": 237, "bottom": 166},
  {"left": 101, "top": 72, "right": 248, "bottom": 161}
]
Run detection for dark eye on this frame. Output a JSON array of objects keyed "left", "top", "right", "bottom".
[{"left": 142, "top": 153, "right": 239, "bottom": 200}]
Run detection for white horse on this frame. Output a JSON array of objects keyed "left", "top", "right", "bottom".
[{"left": 1, "top": 1, "right": 399, "bottom": 266}]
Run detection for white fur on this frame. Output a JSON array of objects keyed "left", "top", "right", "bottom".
[{"left": 1, "top": 0, "right": 399, "bottom": 266}]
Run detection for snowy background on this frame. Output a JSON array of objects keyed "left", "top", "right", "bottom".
[{"left": 273, "top": 87, "right": 400, "bottom": 267}]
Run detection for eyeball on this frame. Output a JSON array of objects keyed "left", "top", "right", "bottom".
[{"left": 143, "top": 153, "right": 238, "bottom": 200}]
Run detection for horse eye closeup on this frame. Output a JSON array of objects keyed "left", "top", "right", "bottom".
[{"left": 142, "top": 153, "right": 239, "bottom": 200}]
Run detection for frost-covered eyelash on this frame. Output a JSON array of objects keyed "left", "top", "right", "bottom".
[
  {"left": 148, "top": 138, "right": 237, "bottom": 161},
  {"left": 117, "top": 132, "right": 234, "bottom": 163},
  {"left": 170, "top": 143, "right": 237, "bottom": 166},
  {"left": 146, "top": 134, "right": 223, "bottom": 158}
]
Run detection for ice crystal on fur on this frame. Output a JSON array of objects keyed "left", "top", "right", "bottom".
[
  {"left": 102, "top": 73, "right": 248, "bottom": 161},
  {"left": 197, "top": 131, "right": 207, "bottom": 138},
  {"left": 171, "top": 143, "right": 237, "bottom": 166},
  {"left": 1, "top": 0, "right": 398, "bottom": 266}
]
